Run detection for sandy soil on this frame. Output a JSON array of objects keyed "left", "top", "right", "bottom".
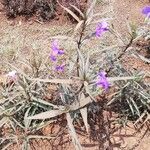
[
  {"left": 0, "top": 0, "right": 150, "bottom": 150},
  {"left": 113, "top": 0, "right": 149, "bottom": 33}
]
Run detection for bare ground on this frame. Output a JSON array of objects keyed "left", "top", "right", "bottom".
[{"left": 0, "top": 0, "right": 150, "bottom": 149}]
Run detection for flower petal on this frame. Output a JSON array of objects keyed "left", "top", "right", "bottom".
[
  {"left": 50, "top": 55, "right": 57, "bottom": 61},
  {"left": 55, "top": 63, "right": 65, "bottom": 72},
  {"left": 7, "top": 70, "right": 17, "bottom": 77},
  {"left": 58, "top": 50, "right": 64, "bottom": 55},
  {"left": 101, "top": 21, "right": 108, "bottom": 29},
  {"left": 6, "top": 70, "right": 17, "bottom": 81},
  {"left": 95, "top": 21, "right": 108, "bottom": 37},
  {"left": 51, "top": 40, "right": 64, "bottom": 56},
  {"left": 96, "top": 71, "right": 110, "bottom": 90},
  {"left": 52, "top": 40, "right": 59, "bottom": 51},
  {"left": 142, "top": 6, "right": 150, "bottom": 15}
]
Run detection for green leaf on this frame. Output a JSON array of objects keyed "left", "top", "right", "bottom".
[
  {"left": 126, "top": 99, "right": 134, "bottom": 115},
  {"left": 130, "top": 98, "right": 140, "bottom": 117}
]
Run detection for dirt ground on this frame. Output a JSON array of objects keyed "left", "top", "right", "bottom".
[{"left": 0, "top": 0, "right": 150, "bottom": 150}]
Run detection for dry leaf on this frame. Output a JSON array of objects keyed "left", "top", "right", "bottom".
[
  {"left": 66, "top": 113, "right": 82, "bottom": 150},
  {"left": 27, "top": 109, "right": 65, "bottom": 120},
  {"left": 80, "top": 107, "right": 89, "bottom": 133},
  {"left": 70, "top": 93, "right": 92, "bottom": 111},
  {"left": 57, "top": 0, "right": 80, "bottom": 22}
]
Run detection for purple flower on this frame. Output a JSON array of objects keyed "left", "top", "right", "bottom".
[
  {"left": 55, "top": 63, "right": 65, "bottom": 72},
  {"left": 95, "top": 21, "right": 108, "bottom": 37},
  {"left": 6, "top": 70, "right": 17, "bottom": 81},
  {"left": 96, "top": 71, "right": 110, "bottom": 90},
  {"left": 142, "top": 6, "right": 150, "bottom": 17},
  {"left": 50, "top": 40, "right": 64, "bottom": 61}
]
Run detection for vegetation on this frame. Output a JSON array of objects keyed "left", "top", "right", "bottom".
[
  {"left": 0, "top": 1, "right": 150, "bottom": 149},
  {"left": 2, "top": 0, "right": 86, "bottom": 21}
]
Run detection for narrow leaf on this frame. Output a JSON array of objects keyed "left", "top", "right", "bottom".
[
  {"left": 0, "top": 117, "right": 8, "bottom": 128},
  {"left": 86, "top": 0, "right": 97, "bottom": 17},
  {"left": 70, "top": 93, "right": 92, "bottom": 111},
  {"left": 74, "top": 20, "right": 84, "bottom": 33},
  {"left": 2, "top": 142, "right": 15, "bottom": 150},
  {"left": 66, "top": 113, "right": 82, "bottom": 150},
  {"left": 57, "top": 1, "right": 80, "bottom": 22},
  {"left": 70, "top": 4, "right": 85, "bottom": 18},
  {"left": 49, "top": 35, "right": 73, "bottom": 40},
  {"left": 27, "top": 109, "right": 64, "bottom": 120},
  {"left": 80, "top": 107, "right": 89, "bottom": 133},
  {"left": 85, "top": 52, "right": 90, "bottom": 75},
  {"left": 31, "top": 96, "right": 62, "bottom": 109},
  {"left": 31, "top": 78, "right": 73, "bottom": 84},
  {"left": 130, "top": 98, "right": 140, "bottom": 117}
]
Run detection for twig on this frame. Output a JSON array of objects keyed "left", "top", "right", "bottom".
[{"left": 106, "top": 36, "right": 134, "bottom": 73}]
